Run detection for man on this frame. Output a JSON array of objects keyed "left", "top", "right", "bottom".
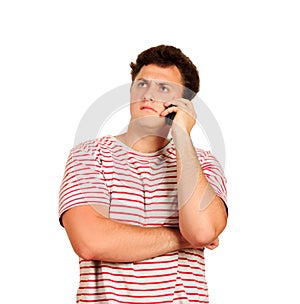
[{"left": 59, "top": 45, "right": 228, "bottom": 303}]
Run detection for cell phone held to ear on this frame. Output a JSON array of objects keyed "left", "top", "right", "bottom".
[{"left": 166, "top": 104, "right": 177, "bottom": 125}]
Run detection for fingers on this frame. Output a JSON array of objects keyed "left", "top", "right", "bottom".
[
  {"left": 205, "top": 238, "right": 219, "bottom": 250},
  {"left": 161, "top": 104, "right": 179, "bottom": 117},
  {"left": 164, "top": 98, "right": 192, "bottom": 109},
  {"left": 160, "top": 98, "right": 195, "bottom": 118}
]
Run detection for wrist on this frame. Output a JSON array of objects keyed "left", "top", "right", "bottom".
[
  {"left": 172, "top": 129, "right": 192, "bottom": 149},
  {"left": 166, "top": 227, "right": 190, "bottom": 250},
  {"left": 171, "top": 125, "right": 190, "bottom": 142}
]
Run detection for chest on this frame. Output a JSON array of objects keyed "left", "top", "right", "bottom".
[{"left": 103, "top": 153, "right": 179, "bottom": 226}]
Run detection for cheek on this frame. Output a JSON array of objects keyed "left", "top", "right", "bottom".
[
  {"left": 130, "top": 88, "right": 144, "bottom": 102},
  {"left": 157, "top": 104, "right": 166, "bottom": 114},
  {"left": 129, "top": 100, "right": 141, "bottom": 115}
]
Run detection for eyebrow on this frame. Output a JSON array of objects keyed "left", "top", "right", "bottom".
[
  {"left": 136, "top": 77, "right": 149, "bottom": 82},
  {"left": 154, "top": 81, "right": 172, "bottom": 86},
  {"left": 136, "top": 78, "right": 173, "bottom": 86}
]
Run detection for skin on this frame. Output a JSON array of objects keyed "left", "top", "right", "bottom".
[{"left": 62, "top": 64, "right": 226, "bottom": 262}]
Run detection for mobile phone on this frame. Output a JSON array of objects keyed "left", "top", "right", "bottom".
[{"left": 166, "top": 104, "right": 177, "bottom": 125}]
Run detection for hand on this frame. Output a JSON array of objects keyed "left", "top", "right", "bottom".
[
  {"left": 204, "top": 238, "right": 219, "bottom": 250},
  {"left": 160, "top": 98, "right": 197, "bottom": 135}
]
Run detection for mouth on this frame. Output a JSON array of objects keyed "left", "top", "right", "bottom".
[{"left": 140, "top": 106, "right": 157, "bottom": 113}]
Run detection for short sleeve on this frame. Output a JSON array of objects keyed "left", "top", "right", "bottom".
[
  {"left": 197, "top": 149, "right": 228, "bottom": 213},
  {"left": 58, "top": 140, "right": 110, "bottom": 226}
]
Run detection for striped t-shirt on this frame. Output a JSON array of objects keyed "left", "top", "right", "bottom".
[{"left": 59, "top": 135, "right": 227, "bottom": 303}]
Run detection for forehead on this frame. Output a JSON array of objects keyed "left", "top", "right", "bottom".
[{"left": 136, "top": 64, "right": 183, "bottom": 85}]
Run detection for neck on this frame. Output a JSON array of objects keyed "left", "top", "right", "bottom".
[{"left": 116, "top": 122, "right": 171, "bottom": 153}]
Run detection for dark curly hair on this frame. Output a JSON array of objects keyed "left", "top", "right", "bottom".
[{"left": 130, "top": 45, "right": 200, "bottom": 100}]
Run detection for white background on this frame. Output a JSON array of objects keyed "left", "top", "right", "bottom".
[{"left": 1, "top": 1, "right": 299, "bottom": 303}]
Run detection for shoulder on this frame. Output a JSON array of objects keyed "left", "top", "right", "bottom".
[
  {"left": 196, "top": 148, "right": 228, "bottom": 205},
  {"left": 195, "top": 148, "right": 226, "bottom": 178},
  {"left": 195, "top": 148, "right": 221, "bottom": 163},
  {"left": 195, "top": 148, "right": 211, "bottom": 160},
  {"left": 71, "top": 135, "right": 116, "bottom": 156}
]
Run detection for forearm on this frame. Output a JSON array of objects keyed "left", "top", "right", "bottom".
[
  {"left": 174, "top": 133, "right": 227, "bottom": 247},
  {"left": 63, "top": 206, "right": 188, "bottom": 263},
  {"left": 87, "top": 219, "right": 186, "bottom": 262}
]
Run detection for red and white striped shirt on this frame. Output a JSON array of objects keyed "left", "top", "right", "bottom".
[{"left": 59, "top": 135, "right": 227, "bottom": 303}]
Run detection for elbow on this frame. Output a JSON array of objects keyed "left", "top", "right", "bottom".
[
  {"left": 70, "top": 241, "right": 94, "bottom": 260},
  {"left": 75, "top": 245, "right": 96, "bottom": 261},
  {"left": 182, "top": 227, "right": 218, "bottom": 248},
  {"left": 71, "top": 240, "right": 105, "bottom": 261},
  {"left": 180, "top": 220, "right": 227, "bottom": 248},
  {"left": 193, "top": 230, "right": 218, "bottom": 248}
]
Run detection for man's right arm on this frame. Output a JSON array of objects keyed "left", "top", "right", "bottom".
[{"left": 62, "top": 205, "right": 190, "bottom": 263}]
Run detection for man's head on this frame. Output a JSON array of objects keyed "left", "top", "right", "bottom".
[{"left": 130, "top": 45, "right": 200, "bottom": 100}]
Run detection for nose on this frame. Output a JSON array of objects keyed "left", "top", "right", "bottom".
[
  {"left": 144, "top": 96, "right": 153, "bottom": 102},
  {"left": 143, "top": 82, "right": 156, "bottom": 102},
  {"left": 143, "top": 90, "right": 155, "bottom": 102}
]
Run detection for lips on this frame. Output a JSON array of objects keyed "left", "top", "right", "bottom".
[{"left": 140, "top": 106, "right": 157, "bottom": 112}]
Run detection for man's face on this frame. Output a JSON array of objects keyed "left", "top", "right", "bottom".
[{"left": 130, "top": 64, "right": 184, "bottom": 121}]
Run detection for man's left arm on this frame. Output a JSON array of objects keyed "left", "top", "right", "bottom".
[
  {"left": 175, "top": 134, "right": 227, "bottom": 248},
  {"left": 161, "top": 99, "right": 228, "bottom": 248}
]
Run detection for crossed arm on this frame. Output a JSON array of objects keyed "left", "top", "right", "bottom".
[
  {"left": 62, "top": 203, "right": 221, "bottom": 263},
  {"left": 62, "top": 205, "right": 189, "bottom": 263}
]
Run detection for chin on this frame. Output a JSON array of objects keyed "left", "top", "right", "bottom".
[{"left": 131, "top": 116, "right": 170, "bottom": 136}]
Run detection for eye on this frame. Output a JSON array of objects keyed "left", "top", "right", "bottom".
[
  {"left": 137, "top": 80, "right": 148, "bottom": 88},
  {"left": 160, "top": 85, "right": 169, "bottom": 93}
]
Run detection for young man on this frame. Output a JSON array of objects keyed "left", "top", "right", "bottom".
[{"left": 59, "top": 45, "right": 228, "bottom": 303}]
